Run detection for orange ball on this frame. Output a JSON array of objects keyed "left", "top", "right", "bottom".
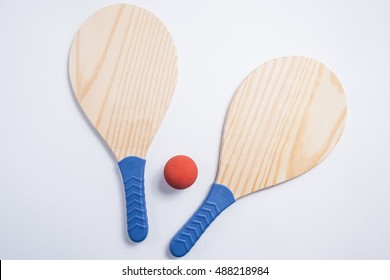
[{"left": 164, "top": 155, "right": 198, "bottom": 190}]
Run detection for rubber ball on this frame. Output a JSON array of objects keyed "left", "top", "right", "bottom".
[{"left": 164, "top": 155, "right": 198, "bottom": 190}]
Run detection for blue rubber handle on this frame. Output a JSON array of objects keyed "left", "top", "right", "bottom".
[
  {"left": 118, "top": 156, "right": 148, "bottom": 242},
  {"left": 170, "top": 183, "right": 236, "bottom": 257}
]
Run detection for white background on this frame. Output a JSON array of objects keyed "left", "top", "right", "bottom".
[{"left": 0, "top": 0, "right": 389, "bottom": 260}]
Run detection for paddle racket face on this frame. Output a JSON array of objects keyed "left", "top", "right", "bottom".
[
  {"left": 217, "top": 56, "right": 347, "bottom": 199},
  {"left": 170, "top": 56, "right": 347, "bottom": 257},
  {"left": 69, "top": 4, "right": 178, "bottom": 160},
  {"left": 69, "top": 4, "right": 178, "bottom": 243}
]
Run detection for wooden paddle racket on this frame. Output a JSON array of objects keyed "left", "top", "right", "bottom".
[
  {"left": 69, "top": 4, "right": 178, "bottom": 242},
  {"left": 170, "top": 56, "right": 347, "bottom": 257}
]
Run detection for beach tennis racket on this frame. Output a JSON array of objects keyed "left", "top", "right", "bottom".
[
  {"left": 69, "top": 4, "right": 178, "bottom": 242},
  {"left": 170, "top": 56, "right": 347, "bottom": 257}
]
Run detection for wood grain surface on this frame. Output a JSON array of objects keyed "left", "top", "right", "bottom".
[
  {"left": 216, "top": 56, "right": 347, "bottom": 199},
  {"left": 69, "top": 4, "right": 178, "bottom": 160}
]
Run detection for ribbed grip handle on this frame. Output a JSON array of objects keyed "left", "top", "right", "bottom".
[
  {"left": 118, "top": 156, "right": 148, "bottom": 242},
  {"left": 170, "top": 183, "right": 235, "bottom": 257}
]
